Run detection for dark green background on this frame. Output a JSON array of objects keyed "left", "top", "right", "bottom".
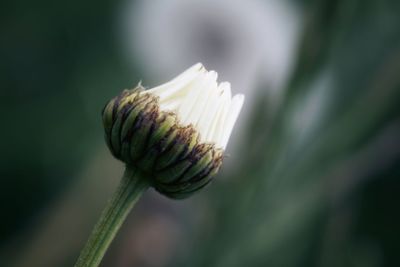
[{"left": 1, "top": 0, "right": 399, "bottom": 266}]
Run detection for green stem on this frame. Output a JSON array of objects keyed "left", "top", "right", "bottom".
[{"left": 75, "top": 167, "right": 149, "bottom": 267}]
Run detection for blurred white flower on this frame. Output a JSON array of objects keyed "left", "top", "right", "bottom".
[{"left": 119, "top": 0, "right": 302, "bottom": 152}]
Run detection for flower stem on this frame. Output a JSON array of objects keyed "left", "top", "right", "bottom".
[{"left": 74, "top": 167, "right": 149, "bottom": 267}]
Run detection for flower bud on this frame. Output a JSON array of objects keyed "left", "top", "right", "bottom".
[{"left": 102, "top": 63, "right": 244, "bottom": 199}]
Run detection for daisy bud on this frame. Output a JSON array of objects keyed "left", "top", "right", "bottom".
[{"left": 102, "top": 63, "right": 244, "bottom": 198}]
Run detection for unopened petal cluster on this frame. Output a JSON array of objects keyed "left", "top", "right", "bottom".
[
  {"left": 102, "top": 63, "right": 244, "bottom": 198},
  {"left": 146, "top": 63, "right": 244, "bottom": 149}
]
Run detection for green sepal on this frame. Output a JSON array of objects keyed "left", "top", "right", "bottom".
[
  {"left": 129, "top": 104, "right": 157, "bottom": 161},
  {"left": 157, "top": 175, "right": 213, "bottom": 199},
  {"left": 102, "top": 98, "right": 116, "bottom": 135},
  {"left": 156, "top": 128, "right": 199, "bottom": 170},
  {"left": 179, "top": 149, "right": 214, "bottom": 183},
  {"left": 155, "top": 160, "right": 193, "bottom": 184},
  {"left": 146, "top": 114, "right": 177, "bottom": 149},
  {"left": 110, "top": 111, "right": 125, "bottom": 158},
  {"left": 120, "top": 96, "right": 153, "bottom": 142}
]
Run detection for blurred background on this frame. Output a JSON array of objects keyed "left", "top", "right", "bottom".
[{"left": 1, "top": 0, "right": 399, "bottom": 266}]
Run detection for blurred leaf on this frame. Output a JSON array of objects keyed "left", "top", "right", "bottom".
[{"left": 170, "top": 0, "right": 400, "bottom": 267}]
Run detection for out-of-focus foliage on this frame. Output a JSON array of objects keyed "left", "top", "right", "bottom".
[
  {"left": 0, "top": 0, "right": 138, "bottom": 248},
  {"left": 170, "top": 0, "right": 400, "bottom": 267},
  {"left": 0, "top": 0, "right": 399, "bottom": 266}
]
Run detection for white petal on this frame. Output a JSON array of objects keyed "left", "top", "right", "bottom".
[
  {"left": 196, "top": 81, "right": 223, "bottom": 140},
  {"left": 146, "top": 63, "right": 205, "bottom": 100},
  {"left": 220, "top": 94, "right": 244, "bottom": 149},
  {"left": 184, "top": 71, "right": 218, "bottom": 127},
  {"left": 205, "top": 82, "right": 231, "bottom": 145},
  {"left": 177, "top": 72, "right": 207, "bottom": 123},
  {"left": 159, "top": 98, "right": 181, "bottom": 111}
]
